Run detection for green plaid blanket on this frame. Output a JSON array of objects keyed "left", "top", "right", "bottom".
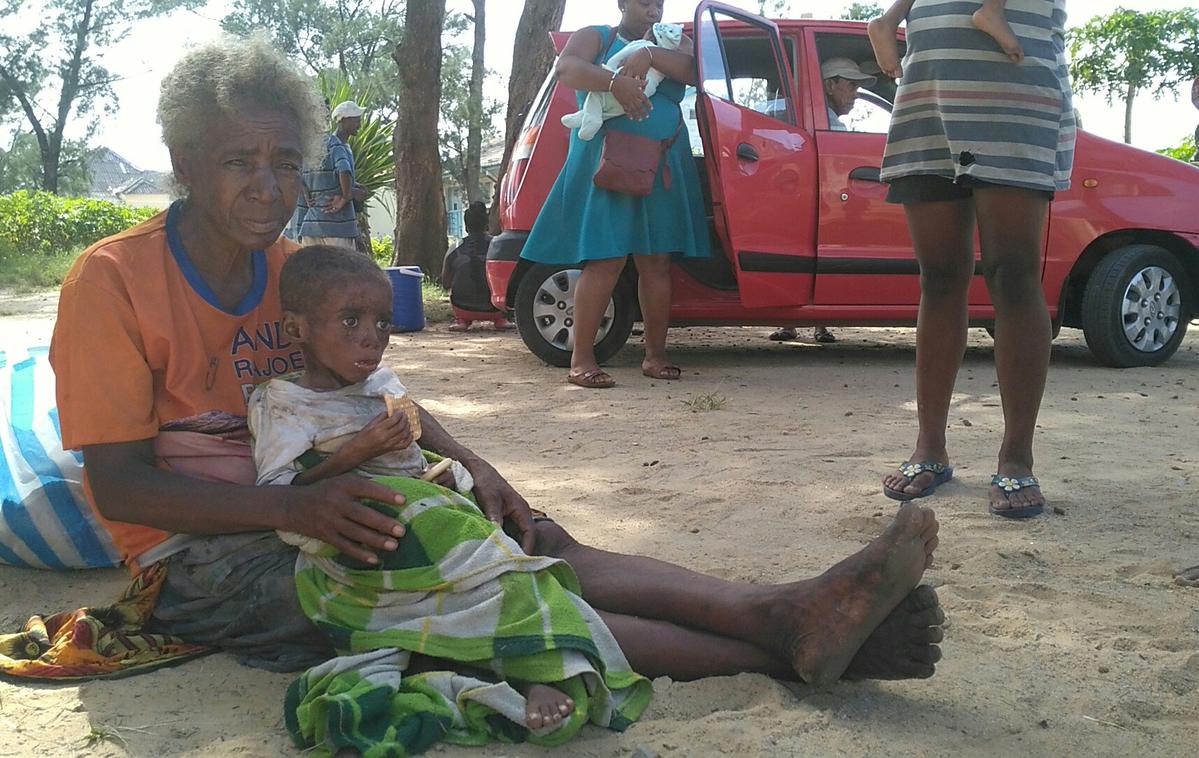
[{"left": 285, "top": 476, "right": 652, "bottom": 756}]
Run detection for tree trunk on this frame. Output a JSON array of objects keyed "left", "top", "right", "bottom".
[
  {"left": 488, "top": 0, "right": 566, "bottom": 233},
  {"left": 41, "top": 0, "right": 96, "bottom": 193},
  {"left": 1123, "top": 80, "right": 1136, "bottom": 144},
  {"left": 391, "top": 0, "right": 448, "bottom": 273},
  {"left": 465, "top": 0, "right": 486, "bottom": 203},
  {"left": 41, "top": 137, "right": 61, "bottom": 195}
]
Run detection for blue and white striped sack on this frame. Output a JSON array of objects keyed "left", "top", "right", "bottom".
[{"left": 0, "top": 345, "right": 120, "bottom": 569}]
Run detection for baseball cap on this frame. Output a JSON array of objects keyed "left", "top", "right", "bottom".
[
  {"left": 820, "top": 57, "right": 876, "bottom": 84},
  {"left": 331, "top": 100, "right": 366, "bottom": 121}
]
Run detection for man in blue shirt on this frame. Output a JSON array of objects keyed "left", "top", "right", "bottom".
[{"left": 299, "top": 100, "right": 365, "bottom": 250}]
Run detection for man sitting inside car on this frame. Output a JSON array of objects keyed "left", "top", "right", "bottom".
[{"left": 770, "top": 56, "right": 877, "bottom": 345}]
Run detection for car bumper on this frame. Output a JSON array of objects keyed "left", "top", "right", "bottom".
[{"left": 486, "top": 231, "right": 528, "bottom": 310}]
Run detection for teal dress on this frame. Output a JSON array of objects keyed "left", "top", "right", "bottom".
[{"left": 521, "top": 26, "right": 711, "bottom": 264}]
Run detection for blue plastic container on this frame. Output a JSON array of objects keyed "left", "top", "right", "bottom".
[{"left": 385, "top": 266, "right": 425, "bottom": 332}]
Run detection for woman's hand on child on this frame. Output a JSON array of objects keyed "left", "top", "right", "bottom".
[
  {"left": 347, "top": 412, "right": 415, "bottom": 463},
  {"left": 612, "top": 75, "right": 652, "bottom": 121},
  {"left": 282, "top": 475, "right": 407, "bottom": 565},
  {"left": 621, "top": 48, "right": 654, "bottom": 80},
  {"left": 467, "top": 461, "right": 537, "bottom": 554}
]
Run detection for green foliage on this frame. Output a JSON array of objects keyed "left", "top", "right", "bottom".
[
  {"left": 0, "top": 133, "right": 95, "bottom": 195},
  {"left": 1069, "top": 8, "right": 1199, "bottom": 141},
  {"left": 1157, "top": 135, "right": 1197, "bottom": 163},
  {"left": 439, "top": 44, "right": 503, "bottom": 192},
  {"left": 0, "top": 0, "right": 201, "bottom": 192},
  {"left": 369, "top": 235, "right": 394, "bottom": 266},
  {"left": 0, "top": 246, "right": 80, "bottom": 291},
  {"left": 757, "top": 0, "right": 790, "bottom": 15},
  {"left": 222, "top": 0, "right": 406, "bottom": 116},
  {"left": 421, "top": 279, "right": 453, "bottom": 323},
  {"left": 0, "top": 191, "right": 156, "bottom": 258},
  {"left": 841, "top": 2, "right": 883, "bottom": 21}
]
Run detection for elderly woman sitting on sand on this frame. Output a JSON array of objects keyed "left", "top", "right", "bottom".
[{"left": 50, "top": 36, "right": 945, "bottom": 754}]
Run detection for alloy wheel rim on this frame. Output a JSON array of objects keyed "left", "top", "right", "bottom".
[
  {"left": 1121, "top": 265, "right": 1181, "bottom": 353},
  {"left": 530, "top": 269, "right": 614, "bottom": 351}
]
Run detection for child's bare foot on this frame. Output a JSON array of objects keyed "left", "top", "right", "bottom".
[
  {"left": 867, "top": 17, "right": 904, "bottom": 78},
  {"left": 522, "top": 683, "right": 574, "bottom": 730},
  {"left": 972, "top": 6, "right": 1024, "bottom": 63}
]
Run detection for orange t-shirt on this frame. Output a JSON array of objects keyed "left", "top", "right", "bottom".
[{"left": 50, "top": 204, "right": 303, "bottom": 566}]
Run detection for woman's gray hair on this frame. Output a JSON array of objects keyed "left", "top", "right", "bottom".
[{"left": 157, "top": 34, "right": 326, "bottom": 170}]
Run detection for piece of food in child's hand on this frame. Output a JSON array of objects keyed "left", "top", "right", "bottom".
[
  {"left": 385, "top": 394, "right": 422, "bottom": 440},
  {"left": 421, "top": 457, "right": 454, "bottom": 482}
]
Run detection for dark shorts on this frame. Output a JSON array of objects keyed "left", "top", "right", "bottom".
[
  {"left": 886, "top": 175, "right": 1055, "bottom": 204},
  {"left": 144, "top": 532, "right": 334, "bottom": 672}
]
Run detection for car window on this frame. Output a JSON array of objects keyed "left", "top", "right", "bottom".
[
  {"left": 682, "top": 87, "right": 703, "bottom": 156},
  {"left": 842, "top": 91, "right": 893, "bottom": 133},
  {"left": 698, "top": 8, "right": 795, "bottom": 126}
]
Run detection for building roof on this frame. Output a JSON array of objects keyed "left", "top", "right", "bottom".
[{"left": 87, "top": 148, "right": 170, "bottom": 201}]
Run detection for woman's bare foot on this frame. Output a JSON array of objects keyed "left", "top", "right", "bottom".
[
  {"left": 972, "top": 6, "right": 1024, "bottom": 63},
  {"left": 763, "top": 503, "right": 939, "bottom": 686},
  {"left": 842, "top": 584, "right": 944, "bottom": 680},
  {"left": 867, "top": 16, "right": 904, "bottom": 78},
  {"left": 522, "top": 683, "right": 574, "bottom": 730},
  {"left": 882, "top": 448, "right": 950, "bottom": 499}
]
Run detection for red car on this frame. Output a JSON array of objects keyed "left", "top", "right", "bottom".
[{"left": 487, "top": 2, "right": 1199, "bottom": 368}]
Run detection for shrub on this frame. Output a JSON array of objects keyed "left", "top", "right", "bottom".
[
  {"left": 0, "top": 191, "right": 157, "bottom": 258},
  {"left": 1157, "top": 135, "right": 1197, "bottom": 163},
  {"left": 369, "top": 236, "right": 394, "bottom": 266}
]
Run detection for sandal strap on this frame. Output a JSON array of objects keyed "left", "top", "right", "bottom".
[
  {"left": 991, "top": 474, "right": 1039, "bottom": 492},
  {"left": 898, "top": 461, "right": 948, "bottom": 478}
]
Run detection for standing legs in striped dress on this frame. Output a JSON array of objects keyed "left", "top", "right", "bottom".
[{"left": 880, "top": 188, "right": 1052, "bottom": 516}]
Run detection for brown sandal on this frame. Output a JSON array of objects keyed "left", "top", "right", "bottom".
[
  {"left": 642, "top": 364, "right": 681, "bottom": 380},
  {"left": 567, "top": 368, "right": 615, "bottom": 389}
]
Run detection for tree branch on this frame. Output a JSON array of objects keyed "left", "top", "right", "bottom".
[{"left": 0, "top": 61, "right": 50, "bottom": 157}]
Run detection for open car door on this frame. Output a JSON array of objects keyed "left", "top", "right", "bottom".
[{"left": 694, "top": 1, "right": 817, "bottom": 308}]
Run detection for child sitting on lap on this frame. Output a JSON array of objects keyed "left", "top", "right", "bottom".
[{"left": 247, "top": 247, "right": 651, "bottom": 745}]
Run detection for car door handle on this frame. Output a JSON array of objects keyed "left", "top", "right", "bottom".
[
  {"left": 849, "top": 166, "right": 882, "bottom": 183},
  {"left": 736, "top": 143, "right": 759, "bottom": 162}
]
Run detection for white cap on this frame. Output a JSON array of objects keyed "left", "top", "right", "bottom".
[
  {"left": 331, "top": 100, "right": 365, "bottom": 121},
  {"left": 821, "top": 57, "right": 876, "bottom": 84}
]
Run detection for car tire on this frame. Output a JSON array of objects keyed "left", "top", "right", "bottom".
[
  {"left": 513, "top": 263, "right": 636, "bottom": 368},
  {"left": 1081, "top": 244, "right": 1192, "bottom": 367}
]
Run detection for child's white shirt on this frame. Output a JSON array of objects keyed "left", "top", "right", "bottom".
[
  {"left": 248, "top": 366, "right": 475, "bottom": 553},
  {"left": 248, "top": 366, "right": 426, "bottom": 487}
]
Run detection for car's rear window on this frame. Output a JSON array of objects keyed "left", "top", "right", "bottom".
[{"left": 523, "top": 71, "right": 559, "bottom": 132}]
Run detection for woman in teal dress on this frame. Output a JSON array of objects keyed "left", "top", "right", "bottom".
[{"left": 520, "top": 0, "right": 711, "bottom": 389}]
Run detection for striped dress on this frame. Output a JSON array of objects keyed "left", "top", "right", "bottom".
[{"left": 881, "top": 0, "right": 1075, "bottom": 193}]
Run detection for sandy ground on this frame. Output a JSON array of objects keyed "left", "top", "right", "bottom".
[{"left": 1, "top": 291, "right": 1197, "bottom": 757}]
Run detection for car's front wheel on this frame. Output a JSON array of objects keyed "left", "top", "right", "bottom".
[
  {"left": 1081, "top": 244, "right": 1192, "bottom": 367},
  {"left": 513, "top": 264, "right": 636, "bottom": 368}
]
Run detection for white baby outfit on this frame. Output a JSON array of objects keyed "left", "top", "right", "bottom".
[{"left": 561, "top": 22, "right": 683, "bottom": 141}]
